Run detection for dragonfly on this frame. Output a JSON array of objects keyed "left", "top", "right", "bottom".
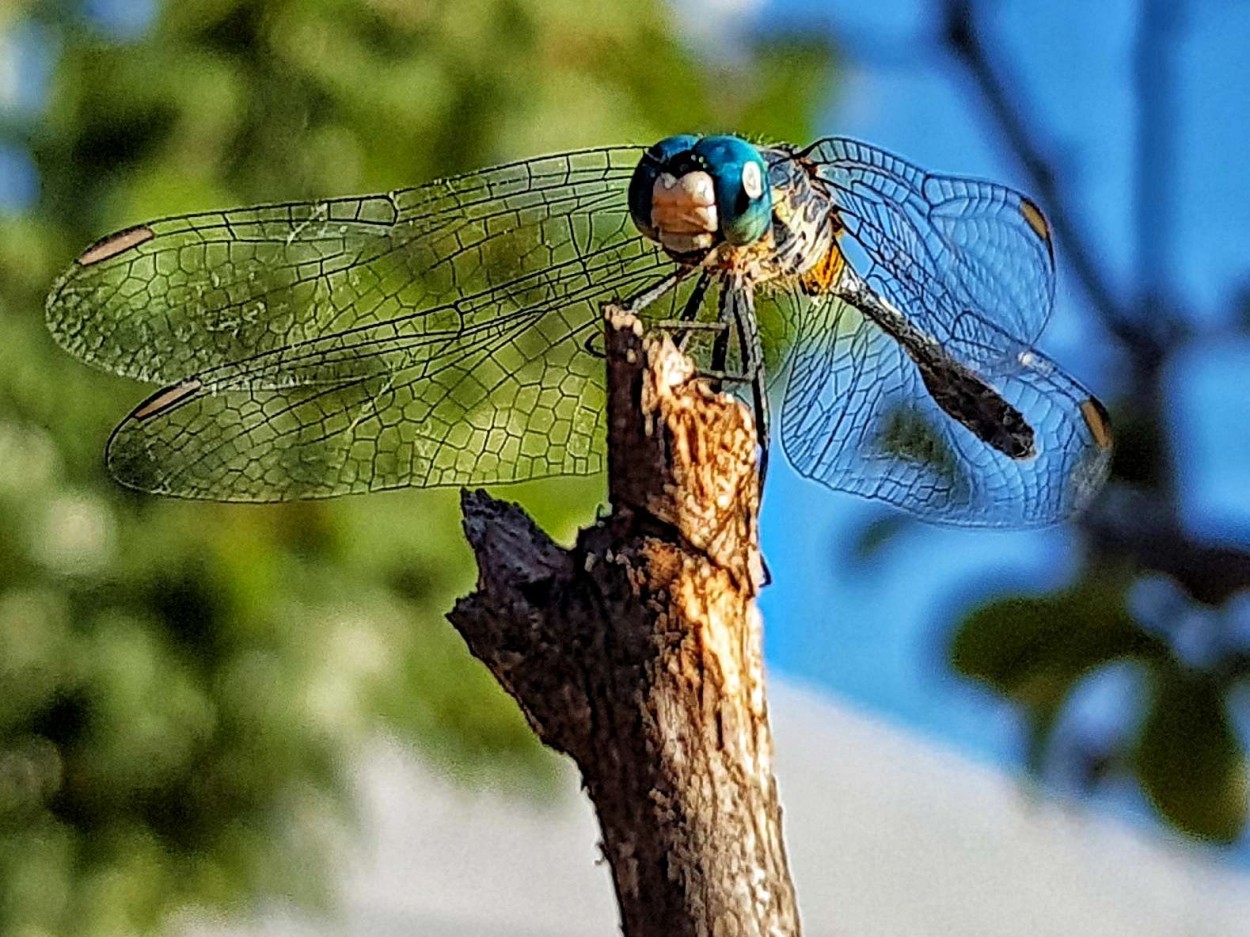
[{"left": 45, "top": 133, "right": 1112, "bottom": 527}]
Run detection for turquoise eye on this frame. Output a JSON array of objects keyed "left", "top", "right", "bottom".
[
  {"left": 691, "top": 135, "right": 771, "bottom": 246},
  {"left": 628, "top": 134, "right": 770, "bottom": 250},
  {"left": 628, "top": 134, "right": 700, "bottom": 241}
]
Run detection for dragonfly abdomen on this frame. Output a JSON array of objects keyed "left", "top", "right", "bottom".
[
  {"left": 841, "top": 272, "right": 1038, "bottom": 461},
  {"left": 912, "top": 352, "right": 1036, "bottom": 460}
]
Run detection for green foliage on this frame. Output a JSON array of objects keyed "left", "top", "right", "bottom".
[
  {"left": 1136, "top": 671, "right": 1248, "bottom": 844},
  {"left": 952, "top": 568, "right": 1154, "bottom": 763},
  {"left": 0, "top": 1, "right": 834, "bottom": 934},
  {"left": 951, "top": 567, "right": 1250, "bottom": 843}
]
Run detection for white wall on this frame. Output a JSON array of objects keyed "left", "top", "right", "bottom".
[{"left": 179, "top": 681, "right": 1250, "bottom": 937}]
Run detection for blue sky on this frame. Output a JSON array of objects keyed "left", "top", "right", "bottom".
[
  {"left": 6, "top": 0, "right": 1250, "bottom": 856},
  {"left": 754, "top": 0, "right": 1250, "bottom": 854}
]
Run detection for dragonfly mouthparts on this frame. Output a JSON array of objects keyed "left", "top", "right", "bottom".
[{"left": 650, "top": 170, "right": 719, "bottom": 253}]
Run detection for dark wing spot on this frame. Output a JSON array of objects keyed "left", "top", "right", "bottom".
[
  {"left": 1018, "top": 198, "right": 1053, "bottom": 260},
  {"left": 1080, "top": 396, "right": 1113, "bottom": 450}
]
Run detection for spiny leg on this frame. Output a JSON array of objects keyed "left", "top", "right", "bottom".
[
  {"left": 622, "top": 267, "right": 697, "bottom": 315},
  {"left": 586, "top": 267, "right": 699, "bottom": 358},
  {"left": 709, "top": 286, "right": 732, "bottom": 393},
  {"left": 731, "top": 286, "right": 770, "bottom": 488},
  {"left": 670, "top": 271, "right": 712, "bottom": 352},
  {"left": 616, "top": 271, "right": 771, "bottom": 489},
  {"left": 729, "top": 284, "right": 773, "bottom": 588}
]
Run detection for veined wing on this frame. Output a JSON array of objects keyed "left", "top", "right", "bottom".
[
  {"left": 779, "top": 289, "right": 1111, "bottom": 527},
  {"left": 775, "top": 138, "right": 1107, "bottom": 524},
  {"left": 804, "top": 137, "right": 1056, "bottom": 360},
  {"left": 47, "top": 148, "right": 644, "bottom": 383},
  {"left": 45, "top": 149, "right": 691, "bottom": 500}
]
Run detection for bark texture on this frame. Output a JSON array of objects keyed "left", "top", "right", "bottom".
[{"left": 448, "top": 307, "right": 799, "bottom": 937}]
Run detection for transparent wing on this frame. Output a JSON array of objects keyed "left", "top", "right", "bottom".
[
  {"left": 46, "top": 148, "right": 693, "bottom": 500},
  {"left": 779, "top": 291, "right": 1111, "bottom": 527},
  {"left": 105, "top": 304, "right": 609, "bottom": 499},
  {"left": 805, "top": 137, "right": 1056, "bottom": 355},
  {"left": 48, "top": 148, "right": 643, "bottom": 382}
]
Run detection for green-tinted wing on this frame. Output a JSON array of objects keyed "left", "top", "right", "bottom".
[
  {"left": 47, "top": 148, "right": 643, "bottom": 383},
  {"left": 46, "top": 148, "right": 682, "bottom": 500}
]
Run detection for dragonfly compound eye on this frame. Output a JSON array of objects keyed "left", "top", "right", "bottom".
[
  {"left": 628, "top": 134, "right": 701, "bottom": 247},
  {"left": 629, "top": 134, "right": 772, "bottom": 255},
  {"left": 692, "top": 135, "right": 771, "bottom": 247}
]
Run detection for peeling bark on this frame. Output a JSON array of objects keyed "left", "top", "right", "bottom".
[{"left": 448, "top": 308, "right": 800, "bottom": 937}]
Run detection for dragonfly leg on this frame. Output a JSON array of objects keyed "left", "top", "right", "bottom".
[
  {"left": 731, "top": 287, "right": 770, "bottom": 489},
  {"left": 622, "top": 266, "right": 697, "bottom": 316},
  {"left": 649, "top": 320, "right": 725, "bottom": 333},
  {"left": 708, "top": 287, "right": 732, "bottom": 393},
  {"left": 669, "top": 271, "right": 712, "bottom": 352},
  {"left": 585, "top": 268, "right": 701, "bottom": 359},
  {"left": 729, "top": 285, "right": 772, "bottom": 587}
]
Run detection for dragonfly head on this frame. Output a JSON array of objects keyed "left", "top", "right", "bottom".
[{"left": 629, "top": 134, "right": 772, "bottom": 257}]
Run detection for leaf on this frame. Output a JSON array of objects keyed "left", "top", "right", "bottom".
[
  {"left": 1135, "top": 670, "right": 1249, "bottom": 843},
  {"left": 950, "top": 568, "right": 1163, "bottom": 706},
  {"left": 950, "top": 569, "right": 1170, "bottom": 771}
]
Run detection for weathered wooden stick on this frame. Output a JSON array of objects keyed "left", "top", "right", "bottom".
[{"left": 448, "top": 307, "right": 799, "bottom": 937}]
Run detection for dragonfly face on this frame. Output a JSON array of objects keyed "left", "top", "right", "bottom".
[
  {"left": 45, "top": 134, "right": 1112, "bottom": 527},
  {"left": 627, "top": 135, "right": 843, "bottom": 294},
  {"left": 628, "top": 134, "right": 772, "bottom": 256}
]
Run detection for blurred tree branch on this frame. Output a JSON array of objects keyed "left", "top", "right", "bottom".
[
  {"left": 939, "top": 0, "right": 1250, "bottom": 604},
  {"left": 938, "top": 0, "right": 1250, "bottom": 840},
  {"left": 941, "top": 0, "right": 1171, "bottom": 361},
  {"left": 448, "top": 310, "right": 798, "bottom": 936}
]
